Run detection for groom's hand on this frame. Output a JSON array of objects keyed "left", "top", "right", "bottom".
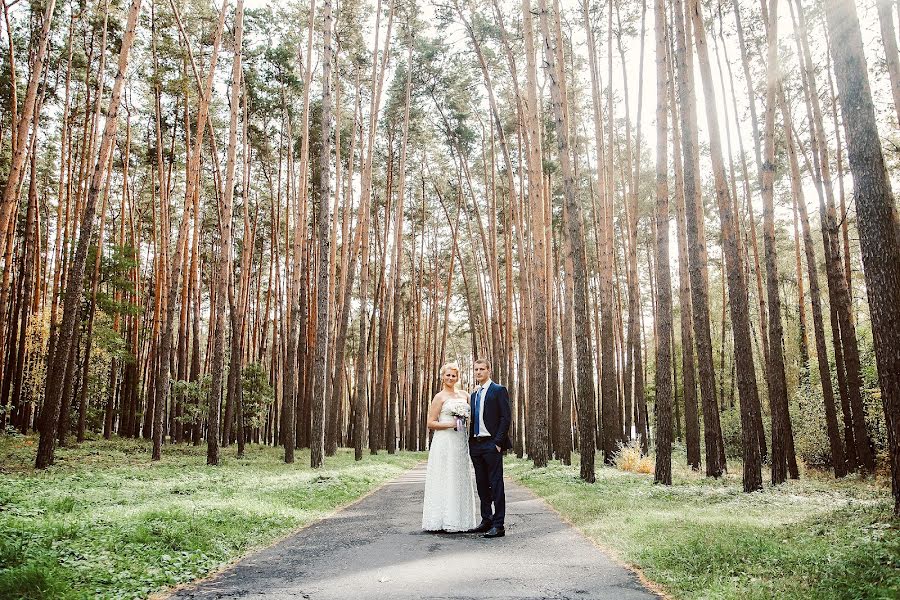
[{"left": 496, "top": 445, "right": 501, "bottom": 453}]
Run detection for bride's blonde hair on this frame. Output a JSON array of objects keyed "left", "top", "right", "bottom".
[{"left": 439, "top": 362, "right": 461, "bottom": 391}]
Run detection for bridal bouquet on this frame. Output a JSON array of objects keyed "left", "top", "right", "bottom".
[{"left": 445, "top": 400, "right": 471, "bottom": 432}]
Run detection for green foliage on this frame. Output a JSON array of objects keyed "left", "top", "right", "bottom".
[
  {"left": 92, "top": 317, "right": 129, "bottom": 362},
  {"left": 383, "top": 58, "right": 428, "bottom": 150},
  {"left": 22, "top": 310, "right": 50, "bottom": 409},
  {"left": 240, "top": 363, "right": 274, "bottom": 429},
  {"left": 857, "top": 325, "right": 889, "bottom": 455},
  {"left": 0, "top": 536, "right": 70, "bottom": 600},
  {"left": 508, "top": 453, "right": 898, "bottom": 600},
  {"left": 719, "top": 406, "right": 745, "bottom": 460},
  {"left": 0, "top": 436, "right": 423, "bottom": 599},
  {"left": 90, "top": 244, "right": 141, "bottom": 319},
  {"left": 413, "top": 35, "right": 479, "bottom": 155},
  {"left": 792, "top": 381, "right": 833, "bottom": 469},
  {"left": 172, "top": 376, "right": 211, "bottom": 426},
  {"left": 789, "top": 324, "right": 887, "bottom": 470}
]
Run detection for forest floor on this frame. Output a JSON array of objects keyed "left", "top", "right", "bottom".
[
  {"left": 506, "top": 452, "right": 900, "bottom": 599},
  {"left": 0, "top": 435, "right": 422, "bottom": 599},
  {"left": 167, "top": 463, "right": 659, "bottom": 600},
  {"left": 1, "top": 436, "right": 897, "bottom": 599}
]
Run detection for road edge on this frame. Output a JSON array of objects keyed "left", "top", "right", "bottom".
[
  {"left": 152, "top": 461, "right": 426, "bottom": 600},
  {"left": 506, "top": 475, "right": 671, "bottom": 600}
]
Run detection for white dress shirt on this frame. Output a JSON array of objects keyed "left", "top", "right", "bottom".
[{"left": 475, "top": 379, "right": 493, "bottom": 438}]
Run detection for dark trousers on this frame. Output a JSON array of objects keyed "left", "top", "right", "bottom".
[{"left": 470, "top": 438, "right": 505, "bottom": 527}]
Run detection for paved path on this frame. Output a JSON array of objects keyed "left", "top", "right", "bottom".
[{"left": 169, "top": 464, "right": 660, "bottom": 600}]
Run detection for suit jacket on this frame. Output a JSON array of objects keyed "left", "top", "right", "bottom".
[{"left": 470, "top": 382, "right": 513, "bottom": 451}]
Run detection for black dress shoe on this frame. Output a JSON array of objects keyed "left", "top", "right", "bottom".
[
  {"left": 469, "top": 520, "right": 492, "bottom": 533},
  {"left": 482, "top": 526, "right": 505, "bottom": 538}
]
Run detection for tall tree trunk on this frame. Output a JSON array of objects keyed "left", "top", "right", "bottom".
[
  {"left": 619, "top": 0, "right": 648, "bottom": 448},
  {"left": 689, "top": 0, "right": 762, "bottom": 492},
  {"left": 231, "top": 90, "right": 255, "bottom": 458},
  {"left": 163, "top": 0, "right": 228, "bottom": 462},
  {"left": 328, "top": 70, "right": 362, "bottom": 455},
  {"left": 386, "top": 40, "right": 413, "bottom": 456},
  {"left": 794, "top": 0, "right": 875, "bottom": 473},
  {"left": 36, "top": 0, "right": 142, "bottom": 469},
  {"left": 582, "top": 0, "right": 619, "bottom": 464},
  {"left": 10, "top": 130, "right": 40, "bottom": 434},
  {"left": 792, "top": 182, "right": 810, "bottom": 385},
  {"left": 150, "top": 1, "right": 173, "bottom": 461},
  {"left": 77, "top": 145, "right": 113, "bottom": 443},
  {"left": 0, "top": 0, "right": 57, "bottom": 239},
  {"left": 521, "top": 0, "right": 549, "bottom": 467},
  {"left": 667, "top": 25, "right": 701, "bottom": 471},
  {"left": 673, "top": 0, "right": 725, "bottom": 477},
  {"left": 824, "top": 0, "right": 900, "bottom": 516},
  {"left": 354, "top": 0, "right": 393, "bottom": 461},
  {"left": 284, "top": 0, "right": 319, "bottom": 461},
  {"left": 785, "top": 122, "right": 848, "bottom": 478},
  {"left": 539, "top": 0, "right": 596, "bottom": 481},
  {"left": 759, "top": 0, "right": 792, "bottom": 485},
  {"left": 733, "top": 1, "right": 771, "bottom": 383},
  {"left": 653, "top": 0, "right": 674, "bottom": 486},
  {"left": 311, "top": 0, "right": 334, "bottom": 468},
  {"left": 209, "top": 0, "right": 243, "bottom": 466}
]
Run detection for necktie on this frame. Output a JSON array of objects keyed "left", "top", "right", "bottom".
[{"left": 474, "top": 387, "right": 482, "bottom": 436}]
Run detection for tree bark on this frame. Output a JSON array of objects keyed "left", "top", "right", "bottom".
[
  {"left": 0, "top": 0, "right": 58, "bottom": 240},
  {"left": 689, "top": 0, "right": 762, "bottom": 492},
  {"left": 794, "top": 0, "right": 875, "bottom": 473},
  {"left": 824, "top": 0, "right": 900, "bottom": 515},
  {"left": 209, "top": 0, "right": 243, "bottom": 466},
  {"left": 540, "top": 0, "right": 596, "bottom": 481},
  {"left": 354, "top": 0, "right": 393, "bottom": 461},
  {"left": 759, "top": 0, "right": 792, "bottom": 485},
  {"left": 36, "top": 0, "right": 142, "bottom": 469},
  {"left": 311, "top": 0, "right": 334, "bottom": 468},
  {"left": 653, "top": 0, "right": 674, "bottom": 486},
  {"left": 667, "top": 25, "right": 701, "bottom": 471},
  {"left": 785, "top": 123, "right": 848, "bottom": 478},
  {"left": 386, "top": 41, "right": 413, "bottom": 456},
  {"left": 673, "top": 0, "right": 725, "bottom": 477},
  {"left": 521, "top": 0, "right": 549, "bottom": 467}
]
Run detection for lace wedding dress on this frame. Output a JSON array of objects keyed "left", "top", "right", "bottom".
[{"left": 421, "top": 398, "right": 477, "bottom": 532}]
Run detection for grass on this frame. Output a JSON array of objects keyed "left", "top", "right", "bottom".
[
  {"left": 0, "top": 434, "right": 424, "bottom": 600},
  {"left": 4, "top": 434, "right": 896, "bottom": 600},
  {"left": 506, "top": 450, "right": 899, "bottom": 600}
]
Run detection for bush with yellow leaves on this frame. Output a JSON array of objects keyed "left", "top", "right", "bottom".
[{"left": 613, "top": 439, "right": 655, "bottom": 474}]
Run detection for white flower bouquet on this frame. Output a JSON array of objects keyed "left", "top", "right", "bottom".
[{"left": 445, "top": 400, "right": 471, "bottom": 432}]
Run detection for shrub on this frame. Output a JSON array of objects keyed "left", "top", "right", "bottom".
[
  {"left": 792, "top": 383, "right": 833, "bottom": 469},
  {"left": 613, "top": 439, "right": 654, "bottom": 474},
  {"left": 719, "top": 406, "right": 744, "bottom": 459}
]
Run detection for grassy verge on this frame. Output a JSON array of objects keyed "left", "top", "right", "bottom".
[
  {"left": 0, "top": 434, "right": 423, "bottom": 599},
  {"left": 506, "top": 452, "right": 899, "bottom": 600}
]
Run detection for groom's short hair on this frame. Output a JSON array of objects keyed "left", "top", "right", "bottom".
[{"left": 474, "top": 358, "right": 492, "bottom": 370}]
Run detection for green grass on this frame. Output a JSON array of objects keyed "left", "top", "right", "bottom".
[
  {"left": 506, "top": 451, "right": 899, "bottom": 600},
  {"left": 0, "top": 434, "right": 424, "bottom": 599},
  {"left": 4, "top": 435, "right": 895, "bottom": 599}
]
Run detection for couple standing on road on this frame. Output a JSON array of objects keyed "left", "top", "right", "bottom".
[{"left": 421, "top": 358, "right": 512, "bottom": 539}]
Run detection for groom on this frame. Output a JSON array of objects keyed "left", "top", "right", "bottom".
[{"left": 469, "top": 359, "right": 512, "bottom": 538}]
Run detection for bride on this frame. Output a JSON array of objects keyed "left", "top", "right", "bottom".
[{"left": 421, "top": 362, "right": 477, "bottom": 533}]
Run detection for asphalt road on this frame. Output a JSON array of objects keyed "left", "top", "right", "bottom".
[{"left": 167, "top": 463, "right": 660, "bottom": 600}]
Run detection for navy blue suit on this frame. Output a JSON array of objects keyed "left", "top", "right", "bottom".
[{"left": 469, "top": 382, "right": 512, "bottom": 527}]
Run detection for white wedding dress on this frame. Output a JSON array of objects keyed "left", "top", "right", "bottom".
[{"left": 421, "top": 398, "right": 478, "bottom": 532}]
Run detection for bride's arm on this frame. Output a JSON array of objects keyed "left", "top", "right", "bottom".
[{"left": 426, "top": 396, "right": 455, "bottom": 431}]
